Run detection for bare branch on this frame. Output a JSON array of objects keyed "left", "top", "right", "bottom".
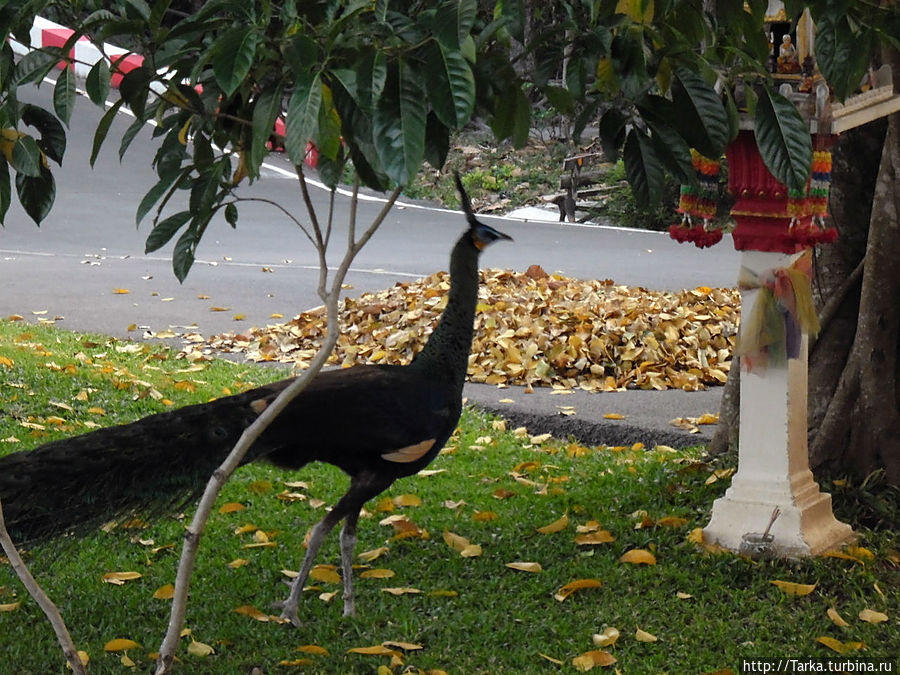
[
  {"left": 348, "top": 175, "right": 360, "bottom": 247},
  {"left": 154, "top": 173, "right": 393, "bottom": 674},
  {"left": 231, "top": 196, "right": 316, "bottom": 248},
  {"left": 0, "top": 500, "right": 85, "bottom": 675}
]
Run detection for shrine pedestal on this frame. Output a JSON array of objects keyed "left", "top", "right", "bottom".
[{"left": 703, "top": 251, "right": 854, "bottom": 556}]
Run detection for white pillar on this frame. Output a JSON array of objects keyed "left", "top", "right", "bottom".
[{"left": 704, "top": 251, "right": 854, "bottom": 556}]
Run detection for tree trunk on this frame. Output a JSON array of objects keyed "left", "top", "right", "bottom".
[{"left": 808, "top": 110, "right": 900, "bottom": 485}]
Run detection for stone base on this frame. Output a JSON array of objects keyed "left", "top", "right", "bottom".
[{"left": 704, "top": 470, "right": 855, "bottom": 557}]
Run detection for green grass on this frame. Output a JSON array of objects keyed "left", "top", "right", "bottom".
[{"left": 1, "top": 319, "right": 898, "bottom": 674}]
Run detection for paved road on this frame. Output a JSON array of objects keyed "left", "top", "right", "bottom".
[{"left": 0, "top": 82, "right": 731, "bottom": 446}]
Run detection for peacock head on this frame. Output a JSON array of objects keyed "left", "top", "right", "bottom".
[{"left": 454, "top": 171, "right": 513, "bottom": 251}]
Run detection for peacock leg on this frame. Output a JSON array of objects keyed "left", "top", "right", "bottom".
[
  {"left": 278, "top": 471, "right": 391, "bottom": 626},
  {"left": 339, "top": 510, "right": 361, "bottom": 617},
  {"left": 277, "top": 510, "right": 342, "bottom": 627}
]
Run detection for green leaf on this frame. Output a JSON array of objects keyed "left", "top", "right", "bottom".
[
  {"left": 754, "top": 87, "right": 812, "bottom": 191},
  {"left": 316, "top": 84, "right": 342, "bottom": 160},
  {"left": 623, "top": 127, "right": 664, "bottom": 205},
  {"left": 137, "top": 172, "right": 181, "bottom": 225},
  {"left": 14, "top": 49, "right": 58, "bottom": 86},
  {"left": 213, "top": 27, "right": 260, "bottom": 97},
  {"left": 425, "top": 42, "right": 475, "bottom": 129},
  {"left": 646, "top": 119, "right": 695, "bottom": 185},
  {"left": 224, "top": 202, "right": 238, "bottom": 228},
  {"left": 172, "top": 223, "right": 199, "bottom": 282},
  {"left": 53, "top": 67, "right": 76, "bottom": 127},
  {"left": 15, "top": 167, "right": 55, "bottom": 225},
  {"left": 0, "top": 158, "right": 10, "bottom": 224},
  {"left": 373, "top": 60, "right": 427, "bottom": 186},
  {"left": 145, "top": 210, "right": 191, "bottom": 252},
  {"left": 91, "top": 100, "right": 124, "bottom": 167},
  {"left": 285, "top": 72, "right": 321, "bottom": 166},
  {"left": 86, "top": 58, "right": 111, "bottom": 106},
  {"left": 671, "top": 67, "right": 728, "bottom": 158},
  {"left": 315, "top": 147, "right": 347, "bottom": 189},
  {"left": 189, "top": 161, "right": 225, "bottom": 216},
  {"left": 118, "top": 66, "right": 152, "bottom": 120},
  {"left": 434, "top": 0, "right": 476, "bottom": 49},
  {"left": 490, "top": 85, "right": 530, "bottom": 149},
  {"left": 21, "top": 104, "right": 66, "bottom": 166},
  {"left": 424, "top": 111, "right": 450, "bottom": 170},
  {"left": 815, "top": 14, "right": 871, "bottom": 102},
  {"left": 545, "top": 86, "right": 574, "bottom": 115},
  {"left": 11, "top": 136, "right": 42, "bottom": 177},
  {"left": 495, "top": 0, "right": 525, "bottom": 42},
  {"left": 249, "top": 84, "right": 284, "bottom": 178}
]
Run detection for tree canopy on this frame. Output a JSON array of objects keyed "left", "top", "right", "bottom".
[{"left": 1, "top": 0, "right": 898, "bottom": 280}]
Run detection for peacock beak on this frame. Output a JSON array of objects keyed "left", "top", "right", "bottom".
[{"left": 472, "top": 222, "right": 513, "bottom": 250}]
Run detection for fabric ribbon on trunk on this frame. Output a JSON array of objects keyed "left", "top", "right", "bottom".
[{"left": 736, "top": 250, "right": 820, "bottom": 373}]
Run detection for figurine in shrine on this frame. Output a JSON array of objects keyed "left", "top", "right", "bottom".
[{"left": 777, "top": 34, "right": 800, "bottom": 74}]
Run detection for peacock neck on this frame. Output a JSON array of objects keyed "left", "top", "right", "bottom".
[{"left": 411, "top": 235, "right": 479, "bottom": 390}]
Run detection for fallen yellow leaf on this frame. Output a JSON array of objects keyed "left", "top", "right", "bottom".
[
  {"left": 536, "top": 513, "right": 569, "bottom": 534},
  {"left": 858, "top": 608, "right": 888, "bottom": 624},
  {"left": 393, "top": 493, "right": 422, "bottom": 507},
  {"left": 347, "top": 645, "right": 398, "bottom": 656},
  {"left": 473, "top": 510, "right": 499, "bottom": 522},
  {"left": 296, "top": 645, "right": 329, "bottom": 655},
  {"left": 575, "top": 530, "right": 615, "bottom": 545},
  {"left": 656, "top": 516, "right": 689, "bottom": 528},
  {"left": 382, "top": 640, "right": 423, "bottom": 651},
  {"left": 505, "top": 561, "right": 543, "bottom": 573},
  {"left": 104, "top": 638, "right": 141, "bottom": 652},
  {"left": 210, "top": 306, "right": 230, "bottom": 312},
  {"left": 358, "top": 546, "right": 389, "bottom": 563},
  {"left": 603, "top": 413, "right": 625, "bottom": 420},
  {"left": 102, "top": 571, "right": 142, "bottom": 585},
  {"left": 381, "top": 587, "right": 422, "bottom": 596},
  {"left": 0, "top": 601, "right": 21, "bottom": 612},
  {"left": 620, "top": 549, "right": 657, "bottom": 565},
  {"left": 635, "top": 627, "right": 658, "bottom": 642},
  {"left": 554, "top": 578, "right": 603, "bottom": 602},
  {"left": 360, "top": 568, "right": 395, "bottom": 579},
  {"left": 218, "top": 502, "right": 245, "bottom": 514},
  {"left": 572, "top": 649, "right": 616, "bottom": 670},
  {"left": 0, "top": 356, "right": 13, "bottom": 368},
  {"left": 815, "top": 636, "right": 866, "bottom": 654},
  {"left": 112, "top": 288, "right": 130, "bottom": 295},
  {"left": 233, "top": 605, "right": 270, "bottom": 621},
  {"left": 592, "top": 627, "right": 620, "bottom": 647},
  {"left": 770, "top": 580, "right": 816, "bottom": 596},
  {"left": 443, "top": 530, "right": 480, "bottom": 556},
  {"left": 539, "top": 652, "right": 564, "bottom": 665},
  {"left": 827, "top": 607, "right": 850, "bottom": 627},
  {"left": 309, "top": 565, "right": 341, "bottom": 584},
  {"left": 153, "top": 584, "right": 175, "bottom": 600},
  {"left": 187, "top": 640, "right": 215, "bottom": 657},
  {"left": 227, "top": 558, "right": 249, "bottom": 569},
  {"left": 233, "top": 314, "right": 246, "bottom": 321}
]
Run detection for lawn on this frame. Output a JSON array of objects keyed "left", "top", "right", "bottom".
[{"left": 0, "top": 319, "right": 897, "bottom": 674}]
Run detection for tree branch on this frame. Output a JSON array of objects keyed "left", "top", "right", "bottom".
[
  {"left": 0, "top": 499, "right": 85, "bottom": 675},
  {"left": 154, "top": 174, "right": 394, "bottom": 674},
  {"left": 809, "top": 256, "right": 864, "bottom": 355},
  {"left": 231, "top": 196, "right": 316, "bottom": 248}
]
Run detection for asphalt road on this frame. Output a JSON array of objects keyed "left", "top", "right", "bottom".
[{"left": 0, "top": 82, "right": 731, "bottom": 446}]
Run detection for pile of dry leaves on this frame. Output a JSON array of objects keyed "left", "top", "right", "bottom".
[{"left": 188, "top": 266, "right": 740, "bottom": 392}]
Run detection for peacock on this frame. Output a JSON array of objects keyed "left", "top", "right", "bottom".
[{"left": 0, "top": 172, "right": 512, "bottom": 624}]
